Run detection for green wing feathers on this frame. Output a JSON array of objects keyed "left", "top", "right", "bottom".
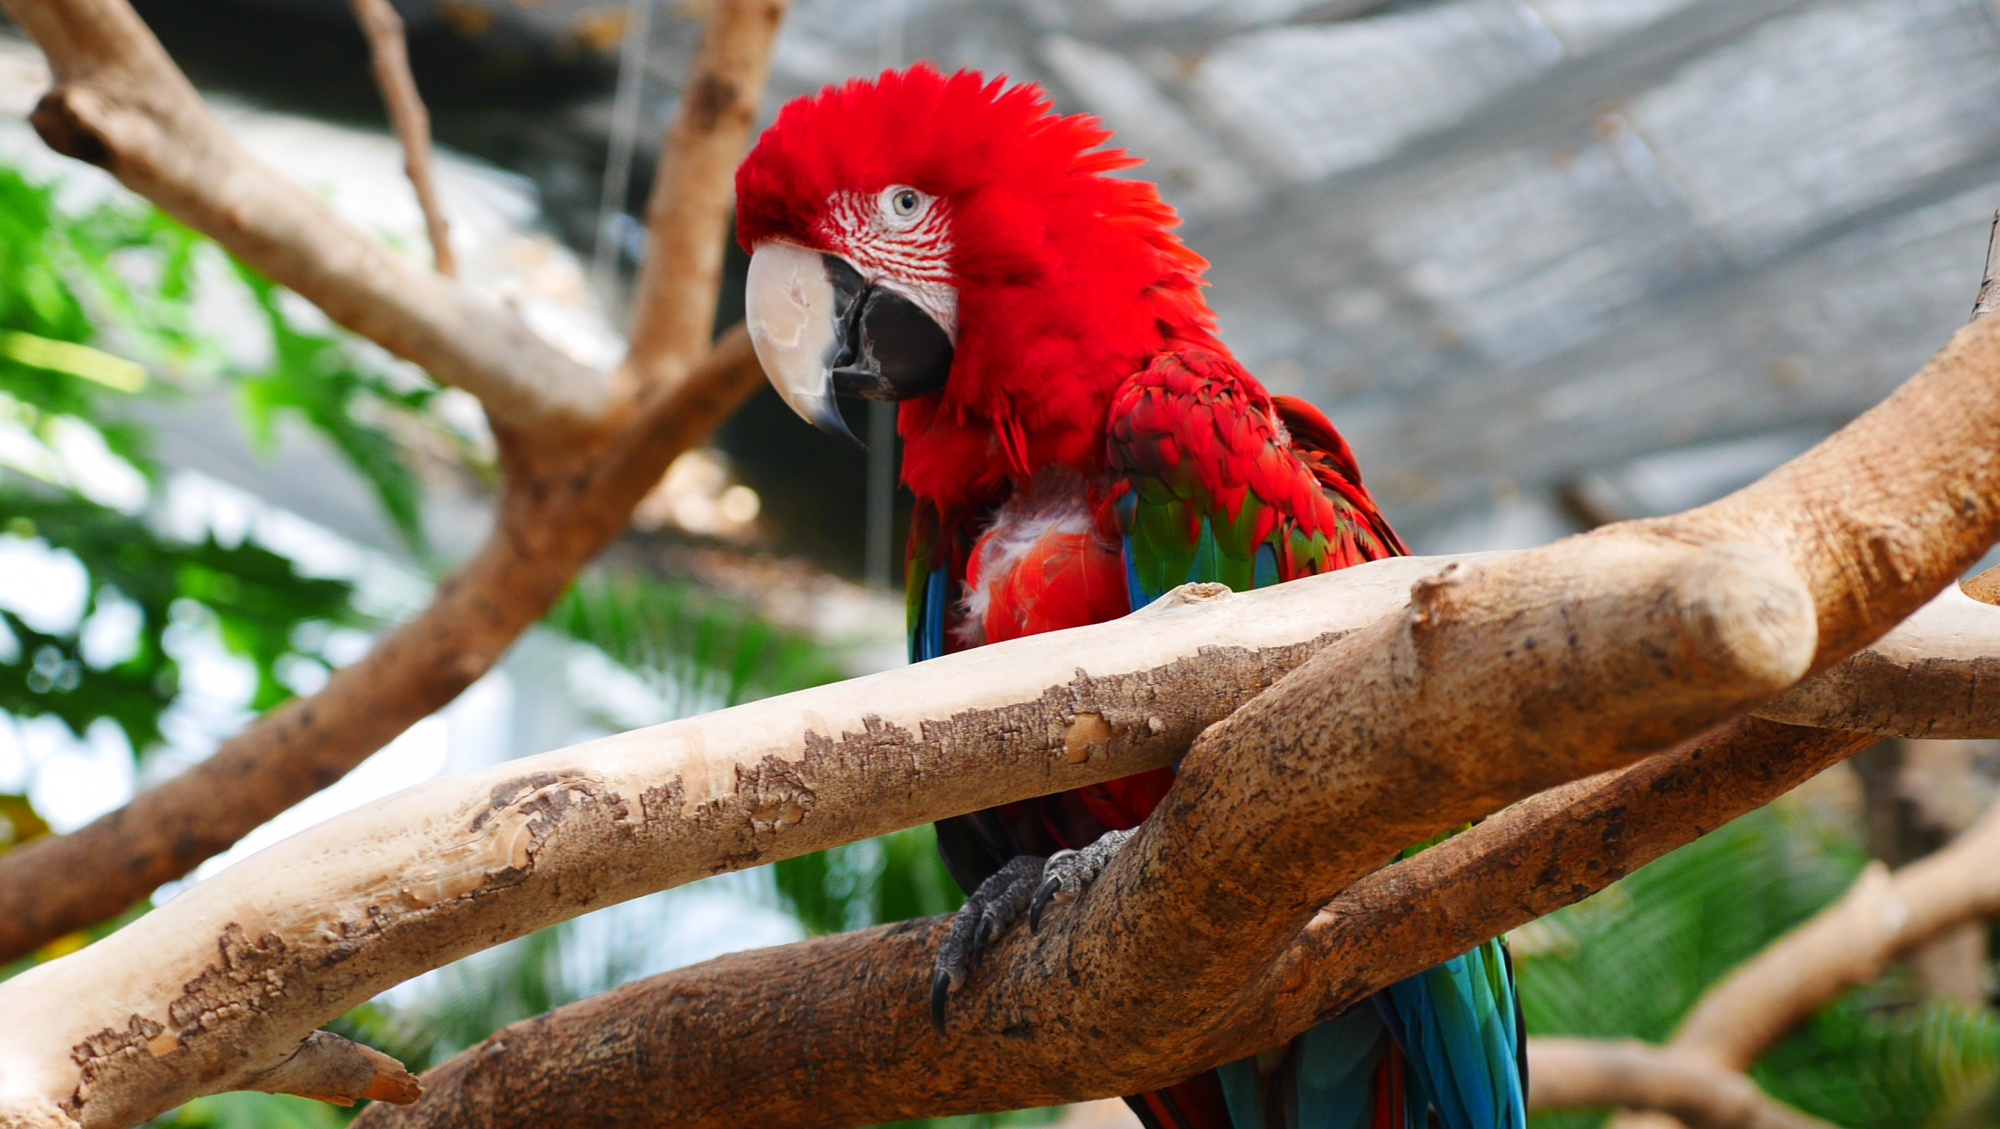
[{"left": 1110, "top": 350, "right": 1403, "bottom": 606}]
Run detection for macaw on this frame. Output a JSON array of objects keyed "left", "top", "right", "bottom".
[{"left": 735, "top": 65, "right": 1527, "bottom": 1129}]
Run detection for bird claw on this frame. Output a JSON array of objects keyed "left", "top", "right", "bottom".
[
  {"left": 930, "top": 853, "right": 1045, "bottom": 1033},
  {"left": 1028, "top": 828, "right": 1136, "bottom": 933}
]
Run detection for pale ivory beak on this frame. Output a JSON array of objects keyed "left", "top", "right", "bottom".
[
  {"left": 745, "top": 240, "right": 857, "bottom": 445},
  {"left": 745, "top": 240, "right": 955, "bottom": 448}
]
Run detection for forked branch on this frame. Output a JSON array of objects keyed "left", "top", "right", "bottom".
[
  {"left": 0, "top": 0, "right": 788, "bottom": 965},
  {"left": 0, "top": 0, "right": 604, "bottom": 431}
]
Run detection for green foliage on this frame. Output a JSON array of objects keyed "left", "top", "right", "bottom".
[
  {"left": 0, "top": 166, "right": 199, "bottom": 468},
  {"left": 775, "top": 823, "right": 965, "bottom": 935},
  {"left": 0, "top": 489, "right": 355, "bottom": 748},
  {"left": 0, "top": 158, "right": 439, "bottom": 759},
  {"left": 1758, "top": 989, "right": 2000, "bottom": 1129},
  {"left": 232, "top": 267, "right": 435, "bottom": 551},
  {"left": 550, "top": 572, "right": 845, "bottom": 713},
  {"left": 155, "top": 1093, "right": 352, "bottom": 1129},
  {"left": 1518, "top": 803, "right": 2000, "bottom": 1129}
]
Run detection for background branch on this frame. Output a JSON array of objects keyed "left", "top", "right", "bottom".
[
  {"left": 1527, "top": 1039, "right": 1835, "bottom": 1129},
  {"left": 0, "top": 0, "right": 605, "bottom": 432},
  {"left": 625, "top": 0, "right": 783, "bottom": 387},
  {"left": 347, "top": 0, "right": 453, "bottom": 276},
  {"left": 0, "top": 0, "right": 789, "bottom": 965},
  {"left": 1671, "top": 797, "right": 2000, "bottom": 1071}
]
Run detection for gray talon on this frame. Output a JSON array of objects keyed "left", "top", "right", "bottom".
[
  {"left": 929, "top": 854, "right": 1045, "bottom": 1030},
  {"left": 1027, "top": 828, "right": 1136, "bottom": 932},
  {"left": 1028, "top": 876, "right": 1062, "bottom": 933},
  {"left": 930, "top": 970, "right": 955, "bottom": 1033}
]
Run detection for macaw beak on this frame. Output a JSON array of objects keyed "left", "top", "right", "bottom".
[{"left": 745, "top": 240, "right": 954, "bottom": 447}]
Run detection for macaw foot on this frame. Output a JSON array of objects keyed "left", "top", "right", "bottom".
[
  {"left": 1028, "top": 827, "right": 1136, "bottom": 933},
  {"left": 931, "top": 853, "right": 1045, "bottom": 1032}
]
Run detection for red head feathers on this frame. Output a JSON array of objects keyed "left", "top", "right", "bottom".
[{"left": 735, "top": 65, "right": 1225, "bottom": 512}]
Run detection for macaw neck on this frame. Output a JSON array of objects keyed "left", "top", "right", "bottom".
[{"left": 897, "top": 317, "right": 1227, "bottom": 516}]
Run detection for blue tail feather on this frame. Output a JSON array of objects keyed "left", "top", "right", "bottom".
[{"left": 1375, "top": 940, "right": 1527, "bottom": 1129}]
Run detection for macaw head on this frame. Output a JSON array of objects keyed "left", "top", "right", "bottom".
[{"left": 736, "top": 65, "right": 1217, "bottom": 467}]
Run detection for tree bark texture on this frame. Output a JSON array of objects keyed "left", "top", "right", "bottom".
[{"left": 356, "top": 719, "right": 1873, "bottom": 1129}]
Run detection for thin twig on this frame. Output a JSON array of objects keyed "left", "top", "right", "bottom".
[
  {"left": 348, "top": 0, "right": 454, "bottom": 275},
  {"left": 1972, "top": 208, "right": 2000, "bottom": 322}
]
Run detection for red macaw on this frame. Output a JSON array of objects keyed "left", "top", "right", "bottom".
[{"left": 735, "top": 65, "right": 1526, "bottom": 1129}]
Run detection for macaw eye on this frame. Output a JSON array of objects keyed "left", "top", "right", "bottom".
[{"left": 885, "top": 186, "right": 926, "bottom": 220}]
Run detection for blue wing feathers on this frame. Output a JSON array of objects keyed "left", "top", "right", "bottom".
[{"left": 912, "top": 567, "right": 949, "bottom": 663}]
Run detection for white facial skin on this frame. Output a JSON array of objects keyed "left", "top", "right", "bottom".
[
  {"left": 825, "top": 185, "right": 959, "bottom": 343},
  {"left": 744, "top": 185, "right": 960, "bottom": 434}
]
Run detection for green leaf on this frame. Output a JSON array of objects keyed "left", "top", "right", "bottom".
[{"left": 0, "top": 484, "right": 357, "bottom": 748}]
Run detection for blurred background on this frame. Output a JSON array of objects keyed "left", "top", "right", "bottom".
[{"left": 2, "top": 0, "right": 2000, "bottom": 1126}]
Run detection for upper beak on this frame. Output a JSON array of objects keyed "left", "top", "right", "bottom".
[{"left": 745, "top": 241, "right": 954, "bottom": 447}]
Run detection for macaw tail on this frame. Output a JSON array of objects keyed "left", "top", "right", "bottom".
[
  {"left": 1148, "top": 1005, "right": 1418, "bottom": 1129},
  {"left": 1374, "top": 940, "right": 1529, "bottom": 1129},
  {"left": 1126, "top": 940, "right": 1524, "bottom": 1129}
]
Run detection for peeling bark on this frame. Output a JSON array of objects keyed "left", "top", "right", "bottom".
[{"left": 357, "top": 719, "right": 1873, "bottom": 1129}]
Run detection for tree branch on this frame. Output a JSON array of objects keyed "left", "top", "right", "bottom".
[
  {"left": 347, "top": 0, "right": 453, "bottom": 276},
  {"left": 1526, "top": 1039, "right": 1835, "bottom": 1129},
  {"left": 625, "top": 0, "right": 784, "bottom": 387},
  {"left": 7, "top": 471, "right": 1997, "bottom": 1127},
  {"left": 21, "top": 274, "right": 2000, "bottom": 1123},
  {"left": 0, "top": 0, "right": 605, "bottom": 432},
  {"left": 238, "top": 1032, "right": 419, "bottom": 1108},
  {"left": 1670, "top": 796, "right": 2000, "bottom": 1071},
  {"left": 1973, "top": 208, "right": 2000, "bottom": 322},
  {"left": 1753, "top": 576, "right": 2000, "bottom": 736},
  {"left": 0, "top": 0, "right": 789, "bottom": 965},
  {"left": 358, "top": 717, "right": 1874, "bottom": 1129}
]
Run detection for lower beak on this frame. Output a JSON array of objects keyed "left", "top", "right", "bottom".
[{"left": 745, "top": 241, "right": 955, "bottom": 447}]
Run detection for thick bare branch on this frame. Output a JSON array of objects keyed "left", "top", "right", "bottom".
[
  {"left": 626, "top": 0, "right": 785, "bottom": 387},
  {"left": 347, "top": 0, "right": 454, "bottom": 276},
  {"left": 0, "top": 0, "right": 607, "bottom": 431},
  {"left": 9, "top": 450, "right": 1997, "bottom": 1127},
  {"left": 1527, "top": 1039, "right": 1834, "bottom": 1129},
  {"left": 0, "top": 330, "right": 766, "bottom": 966},
  {"left": 0, "top": 516, "right": 1987, "bottom": 1123},
  {"left": 1752, "top": 580, "right": 2000, "bottom": 736},
  {"left": 358, "top": 719, "right": 1872, "bottom": 1129}
]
